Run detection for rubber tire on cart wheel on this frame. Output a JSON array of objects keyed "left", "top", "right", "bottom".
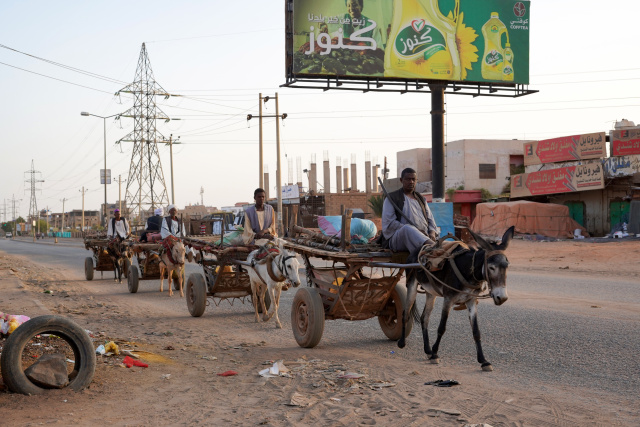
[
  {"left": 84, "top": 257, "right": 94, "bottom": 281},
  {"left": 0, "top": 315, "right": 97, "bottom": 395},
  {"left": 378, "top": 284, "right": 413, "bottom": 340},
  {"left": 122, "top": 257, "right": 131, "bottom": 278},
  {"left": 291, "top": 287, "right": 325, "bottom": 348},
  {"left": 186, "top": 273, "right": 207, "bottom": 317},
  {"left": 127, "top": 267, "right": 139, "bottom": 293},
  {"left": 254, "top": 292, "right": 271, "bottom": 314},
  {"left": 172, "top": 268, "right": 185, "bottom": 291}
]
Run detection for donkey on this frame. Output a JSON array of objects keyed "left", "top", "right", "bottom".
[
  {"left": 106, "top": 236, "right": 127, "bottom": 283},
  {"left": 398, "top": 226, "right": 514, "bottom": 371},
  {"left": 247, "top": 241, "right": 301, "bottom": 328},
  {"left": 158, "top": 236, "right": 186, "bottom": 297}
]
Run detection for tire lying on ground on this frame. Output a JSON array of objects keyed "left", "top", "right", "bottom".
[{"left": 0, "top": 315, "right": 97, "bottom": 395}]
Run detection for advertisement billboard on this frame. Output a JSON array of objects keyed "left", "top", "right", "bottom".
[
  {"left": 523, "top": 132, "right": 607, "bottom": 166},
  {"left": 511, "top": 161, "right": 604, "bottom": 198},
  {"left": 290, "top": 0, "right": 530, "bottom": 84},
  {"left": 611, "top": 129, "right": 640, "bottom": 156}
]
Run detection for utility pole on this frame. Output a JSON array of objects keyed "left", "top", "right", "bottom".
[
  {"left": 259, "top": 93, "right": 264, "bottom": 188},
  {"left": 11, "top": 195, "right": 21, "bottom": 238},
  {"left": 60, "top": 198, "right": 67, "bottom": 235},
  {"left": 200, "top": 186, "right": 204, "bottom": 206},
  {"left": 247, "top": 93, "right": 287, "bottom": 235},
  {"left": 80, "top": 187, "right": 88, "bottom": 236},
  {"left": 162, "top": 134, "right": 180, "bottom": 205},
  {"left": 118, "top": 175, "right": 127, "bottom": 213}
]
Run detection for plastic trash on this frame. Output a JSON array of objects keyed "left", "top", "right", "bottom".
[
  {"left": 95, "top": 344, "right": 106, "bottom": 355},
  {"left": 104, "top": 341, "right": 119, "bottom": 355},
  {"left": 217, "top": 370, "right": 238, "bottom": 376},
  {"left": 259, "top": 361, "right": 290, "bottom": 378},
  {"left": 123, "top": 356, "right": 148, "bottom": 368}
]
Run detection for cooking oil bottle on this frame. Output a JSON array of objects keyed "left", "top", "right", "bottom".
[
  {"left": 385, "top": 0, "right": 460, "bottom": 80},
  {"left": 502, "top": 42, "right": 514, "bottom": 81},
  {"left": 481, "top": 12, "right": 508, "bottom": 80}
]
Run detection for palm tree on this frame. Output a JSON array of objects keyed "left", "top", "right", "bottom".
[{"left": 368, "top": 195, "right": 384, "bottom": 218}]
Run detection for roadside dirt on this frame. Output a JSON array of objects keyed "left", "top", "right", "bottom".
[{"left": 0, "top": 238, "right": 638, "bottom": 426}]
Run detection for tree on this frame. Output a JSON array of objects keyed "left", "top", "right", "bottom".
[{"left": 368, "top": 195, "right": 384, "bottom": 218}]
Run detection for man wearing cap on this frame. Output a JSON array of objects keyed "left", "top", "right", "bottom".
[
  {"left": 140, "top": 207, "right": 164, "bottom": 242},
  {"left": 161, "top": 204, "right": 185, "bottom": 239},
  {"left": 242, "top": 188, "right": 277, "bottom": 245},
  {"left": 107, "top": 209, "right": 130, "bottom": 239}
]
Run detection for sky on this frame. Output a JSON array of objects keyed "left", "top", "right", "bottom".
[{"left": 1, "top": 0, "right": 639, "bottom": 221}]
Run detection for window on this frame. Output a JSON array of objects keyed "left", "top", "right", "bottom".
[{"left": 479, "top": 163, "right": 496, "bottom": 179}]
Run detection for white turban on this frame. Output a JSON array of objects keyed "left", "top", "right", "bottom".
[
  {"left": 167, "top": 204, "right": 176, "bottom": 212},
  {"left": 154, "top": 207, "right": 164, "bottom": 216}
]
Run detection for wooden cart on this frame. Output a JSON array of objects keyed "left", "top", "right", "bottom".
[
  {"left": 283, "top": 207, "right": 414, "bottom": 348},
  {"left": 126, "top": 242, "right": 184, "bottom": 293},
  {"left": 83, "top": 237, "right": 131, "bottom": 281},
  {"left": 181, "top": 236, "right": 270, "bottom": 317}
]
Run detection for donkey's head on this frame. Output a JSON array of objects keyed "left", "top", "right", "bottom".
[
  {"left": 170, "top": 239, "right": 186, "bottom": 266},
  {"left": 278, "top": 248, "right": 301, "bottom": 288},
  {"left": 468, "top": 226, "right": 514, "bottom": 306}
]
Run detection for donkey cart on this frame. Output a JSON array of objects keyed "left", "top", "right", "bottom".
[
  {"left": 126, "top": 242, "right": 184, "bottom": 294},
  {"left": 283, "top": 238, "right": 414, "bottom": 348},
  {"left": 83, "top": 237, "right": 131, "bottom": 282},
  {"left": 182, "top": 237, "right": 270, "bottom": 317}
]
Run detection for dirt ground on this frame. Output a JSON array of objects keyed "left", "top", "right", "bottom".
[{"left": 0, "top": 238, "right": 639, "bottom": 426}]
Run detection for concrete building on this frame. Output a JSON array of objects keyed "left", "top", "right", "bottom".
[{"left": 182, "top": 204, "right": 218, "bottom": 221}]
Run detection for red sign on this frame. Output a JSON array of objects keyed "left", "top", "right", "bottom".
[
  {"left": 523, "top": 132, "right": 606, "bottom": 166},
  {"left": 611, "top": 129, "right": 640, "bottom": 156},
  {"left": 511, "top": 161, "right": 604, "bottom": 198}
]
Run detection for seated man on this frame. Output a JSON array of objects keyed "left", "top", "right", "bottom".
[
  {"left": 242, "top": 188, "right": 277, "bottom": 245},
  {"left": 140, "top": 207, "right": 164, "bottom": 242},
  {"left": 381, "top": 168, "right": 438, "bottom": 254},
  {"left": 161, "top": 205, "right": 185, "bottom": 239}
]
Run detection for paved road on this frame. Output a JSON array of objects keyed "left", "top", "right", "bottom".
[{"left": 1, "top": 237, "right": 639, "bottom": 400}]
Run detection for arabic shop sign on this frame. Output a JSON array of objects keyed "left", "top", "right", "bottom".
[
  {"left": 523, "top": 132, "right": 606, "bottom": 166},
  {"left": 611, "top": 129, "right": 640, "bottom": 156},
  {"left": 290, "top": 0, "right": 531, "bottom": 85},
  {"left": 511, "top": 160, "right": 604, "bottom": 198}
]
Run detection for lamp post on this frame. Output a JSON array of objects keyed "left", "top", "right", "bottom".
[
  {"left": 162, "top": 134, "right": 180, "bottom": 205},
  {"left": 81, "top": 111, "right": 119, "bottom": 228}
]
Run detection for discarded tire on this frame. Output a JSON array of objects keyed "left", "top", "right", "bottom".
[{"left": 0, "top": 315, "right": 96, "bottom": 395}]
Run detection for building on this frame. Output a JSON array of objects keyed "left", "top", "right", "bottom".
[{"left": 182, "top": 204, "right": 218, "bottom": 221}]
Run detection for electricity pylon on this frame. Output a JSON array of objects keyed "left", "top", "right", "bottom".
[
  {"left": 25, "top": 159, "right": 44, "bottom": 232},
  {"left": 116, "top": 43, "right": 173, "bottom": 223}
]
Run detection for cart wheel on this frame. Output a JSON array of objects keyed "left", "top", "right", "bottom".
[
  {"left": 127, "top": 267, "right": 139, "bottom": 293},
  {"left": 378, "top": 284, "right": 413, "bottom": 340},
  {"left": 122, "top": 257, "right": 131, "bottom": 278},
  {"left": 186, "top": 273, "right": 207, "bottom": 317},
  {"left": 172, "top": 268, "right": 185, "bottom": 291},
  {"left": 0, "top": 315, "right": 96, "bottom": 395},
  {"left": 84, "top": 257, "right": 94, "bottom": 281},
  {"left": 291, "top": 287, "right": 325, "bottom": 348}
]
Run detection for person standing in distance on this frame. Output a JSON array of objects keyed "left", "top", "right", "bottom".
[
  {"left": 381, "top": 168, "right": 438, "bottom": 254},
  {"left": 242, "top": 188, "right": 277, "bottom": 245}
]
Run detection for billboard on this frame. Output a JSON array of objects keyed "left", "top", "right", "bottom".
[
  {"left": 290, "top": 0, "right": 530, "bottom": 84},
  {"left": 511, "top": 160, "right": 604, "bottom": 198},
  {"left": 523, "top": 132, "right": 606, "bottom": 166},
  {"left": 611, "top": 129, "right": 640, "bottom": 156}
]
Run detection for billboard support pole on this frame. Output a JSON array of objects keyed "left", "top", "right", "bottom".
[
  {"left": 259, "top": 93, "right": 264, "bottom": 189},
  {"left": 430, "top": 84, "right": 446, "bottom": 202}
]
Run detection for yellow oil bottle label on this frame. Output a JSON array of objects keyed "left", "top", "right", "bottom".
[{"left": 485, "top": 50, "right": 503, "bottom": 66}]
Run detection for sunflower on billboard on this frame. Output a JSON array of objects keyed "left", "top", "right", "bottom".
[{"left": 448, "top": 10, "right": 478, "bottom": 80}]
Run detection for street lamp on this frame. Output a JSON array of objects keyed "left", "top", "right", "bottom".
[{"left": 81, "top": 111, "right": 119, "bottom": 228}]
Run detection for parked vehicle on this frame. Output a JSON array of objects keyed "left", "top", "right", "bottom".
[{"left": 5, "top": 232, "right": 12, "bottom": 238}]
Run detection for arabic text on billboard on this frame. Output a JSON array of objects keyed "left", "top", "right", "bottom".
[
  {"left": 511, "top": 160, "right": 604, "bottom": 198},
  {"left": 291, "top": 0, "right": 530, "bottom": 84},
  {"left": 611, "top": 129, "right": 640, "bottom": 156},
  {"left": 523, "top": 132, "right": 606, "bottom": 166}
]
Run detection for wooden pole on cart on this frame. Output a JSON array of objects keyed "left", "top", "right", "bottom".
[
  {"left": 288, "top": 205, "right": 299, "bottom": 237},
  {"left": 340, "top": 205, "right": 353, "bottom": 252}
]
